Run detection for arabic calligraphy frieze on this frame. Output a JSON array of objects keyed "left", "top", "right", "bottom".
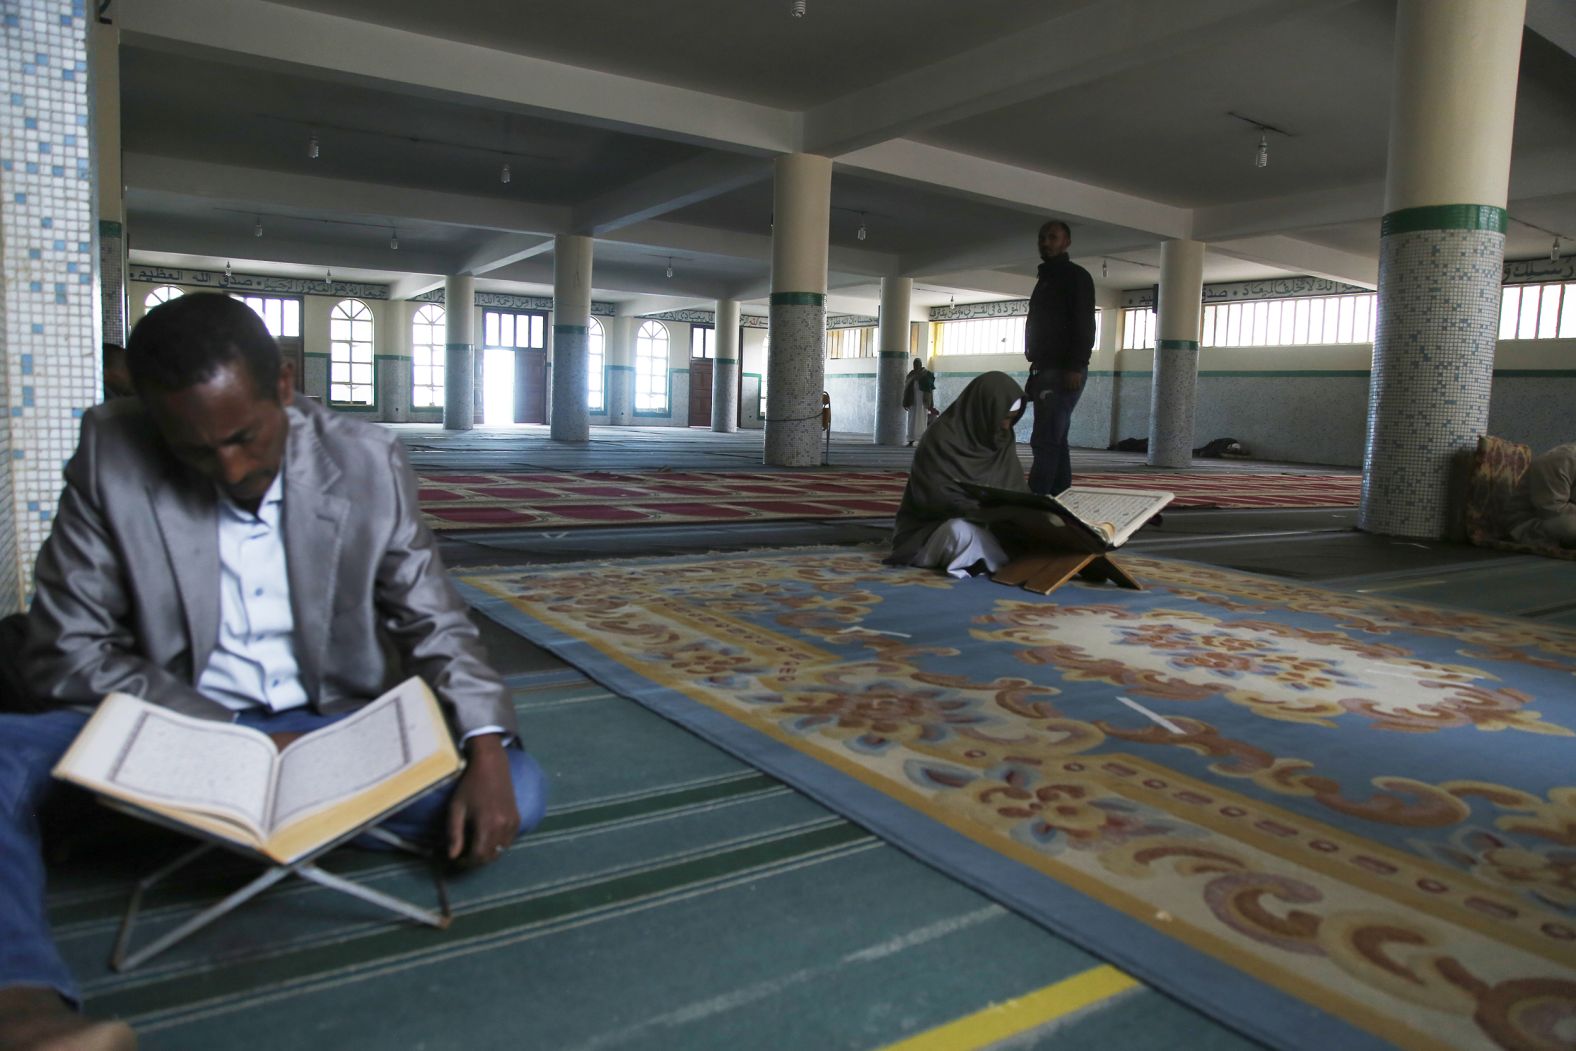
[
  {"left": 129, "top": 266, "right": 390, "bottom": 300},
  {"left": 828, "top": 314, "right": 878, "bottom": 329},
  {"left": 642, "top": 309, "right": 715, "bottom": 324},
  {"left": 1503, "top": 256, "right": 1575, "bottom": 285},
  {"left": 929, "top": 300, "right": 1029, "bottom": 322},
  {"left": 408, "top": 289, "right": 616, "bottom": 315}
]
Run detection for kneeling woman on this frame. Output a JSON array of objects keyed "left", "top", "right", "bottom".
[{"left": 888, "top": 371, "right": 1027, "bottom": 577}]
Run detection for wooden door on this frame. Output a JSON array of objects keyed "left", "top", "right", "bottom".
[
  {"left": 689, "top": 359, "right": 713, "bottom": 427},
  {"left": 518, "top": 348, "right": 547, "bottom": 423}
]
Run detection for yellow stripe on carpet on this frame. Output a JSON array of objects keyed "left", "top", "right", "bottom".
[{"left": 876, "top": 965, "right": 1139, "bottom": 1051}]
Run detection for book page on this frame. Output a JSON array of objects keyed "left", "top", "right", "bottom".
[
  {"left": 1054, "top": 488, "right": 1173, "bottom": 547},
  {"left": 269, "top": 681, "right": 444, "bottom": 831},
  {"left": 56, "top": 696, "right": 276, "bottom": 837}
]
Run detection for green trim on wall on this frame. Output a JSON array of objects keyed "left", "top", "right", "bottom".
[
  {"left": 1156, "top": 339, "right": 1199, "bottom": 351},
  {"left": 553, "top": 324, "right": 587, "bottom": 336},
  {"left": 1380, "top": 204, "right": 1507, "bottom": 236},
  {"left": 304, "top": 351, "right": 330, "bottom": 359},
  {"left": 1492, "top": 369, "right": 1576, "bottom": 378},
  {"left": 769, "top": 292, "right": 826, "bottom": 307}
]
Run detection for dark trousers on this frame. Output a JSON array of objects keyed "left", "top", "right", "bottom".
[{"left": 1028, "top": 370, "right": 1084, "bottom": 495}]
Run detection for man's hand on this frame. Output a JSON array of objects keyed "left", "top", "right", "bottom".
[
  {"left": 1061, "top": 369, "right": 1086, "bottom": 393},
  {"left": 445, "top": 734, "right": 519, "bottom": 867}
]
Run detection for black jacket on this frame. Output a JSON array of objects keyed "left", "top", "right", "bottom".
[{"left": 1024, "top": 254, "right": 1096, "bottom": 372}]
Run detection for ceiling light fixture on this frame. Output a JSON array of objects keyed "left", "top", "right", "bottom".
[
  {"left": 790, "top": 0, "right": 806, "bottom": 17},
  {"left": 308, "top": 133, "right": 320, "bottom": 160},
  {"left": 1255, "top": 133, "right": 1269, "bottom": 169},
  {"left": 223, "top": 261, "right": 232, "bottom": 285},
  {"left": 500, "top": 162, "right": 511, "bottom": 184},
  {"left": 326, "top": 268, "right": 333, "bottom": 286},
  {"left": 856, "top": 214, "right": 867, "bottom": 242},
  {"left": 1101, "top": 259, "right": 1108, "bottom": 278},
  {"left": 665, "top": 257, "right": 674, "bottom": 279},
  {"left": 254, "top": 216, "right": 263, "bottom": 238},
  {"left": 1554, "top": 236, "right": 1562, "bottom": 262},
  {"left": 390, "top": 228, "right": 399, "bottom": 250}
]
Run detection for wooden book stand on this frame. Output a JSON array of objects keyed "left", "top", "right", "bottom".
[{"left": 992, "top": 552, "right": 1142, "bottom": 595}]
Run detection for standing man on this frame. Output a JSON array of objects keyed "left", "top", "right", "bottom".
[
  {"left": 902, "top": 357, "right": 936, "bottom": 446},
  {"left": 1024, "top": 219, "right": 1096, "bottom": 495}
]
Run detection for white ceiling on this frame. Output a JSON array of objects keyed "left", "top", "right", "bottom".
[{"left": 111, "top": 0, "right": 1576, "bottom": 315}]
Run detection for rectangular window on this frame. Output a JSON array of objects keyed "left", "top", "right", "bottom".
[
  {"left": 826, "top": 326, "right": 875, "bottom": 359},
  {"left": 231, "top": 294, "right": 302, "bottom": 339},
  {"left": 691, "top": 324, "right": 714, "bottom": 359},
  {"left": 482, "top": 309, "right": 546, "bottom": 350}
]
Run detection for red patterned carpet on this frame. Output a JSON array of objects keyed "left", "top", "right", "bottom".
[{"left": 417, "top": 469, "right": 1362, "bottom": 531}]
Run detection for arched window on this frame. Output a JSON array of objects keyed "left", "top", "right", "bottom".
[
  {"left": 587, "top": 316, "right": 606, "bottom": 413},
  {"left": 144, "top": 285, "right": 183, "bottom": 311},
  {"left": 411, "top": 303, "right": 445, "bottom": 408},
  {"left": 330, "top": 299, "right": 375, "bottom": 406},
  {"left": 635, "top": 320, "right": 669, "bottom": 413}
]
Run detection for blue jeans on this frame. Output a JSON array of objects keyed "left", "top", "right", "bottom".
[
  {"left": 0, "top": 706, "right": 546, "bottom": 1003},
  {"left": 1028, "top": 370, "right": 1084, "bottom": 495}
]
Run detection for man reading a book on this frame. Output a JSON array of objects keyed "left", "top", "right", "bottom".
[{"left": 0, "top": 293, "right": 546, "bottom": 1050}]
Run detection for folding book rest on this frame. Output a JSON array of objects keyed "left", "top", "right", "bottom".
[
  {"left": 102, "top": 798, "right": 452, "bottom": 973},
  {"left": 992, "top": 551, "right": 1142, "bottom": 595}
]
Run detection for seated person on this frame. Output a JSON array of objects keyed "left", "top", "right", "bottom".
[
  {"left": 1512, "top": 441, "right": 1576, "bottom": 548},
  {"left": 0, "top": 293, "right": 546, "bottom": 1051},
  {"left": 888, "top": 371, "right": 1027, "bottom": 577}
]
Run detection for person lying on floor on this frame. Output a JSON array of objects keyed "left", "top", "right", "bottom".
[
  {"left": 1512, "top": 441, "right": 1576, "bottom": 549},
  {"left": 888, "top": 371, "right": 1028, "bottom": 577},
  {"left": 0, "top": 293, "right": 547, "bottom": 1051}
]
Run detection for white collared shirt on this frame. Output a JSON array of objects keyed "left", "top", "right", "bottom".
[{"left": 196, "top": 472, "right": 308, "bottom": 713}]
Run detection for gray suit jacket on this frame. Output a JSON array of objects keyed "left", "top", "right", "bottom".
[{"left": 25, "top": 396, "right": 517, "bottom": 741}]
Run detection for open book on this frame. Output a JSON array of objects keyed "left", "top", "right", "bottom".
[
  {"left": 960, "top": 482, "right": 1173, "bottom": 553},
  {"left": 53, "top": 677, "right": 459, "bottom": 865}
]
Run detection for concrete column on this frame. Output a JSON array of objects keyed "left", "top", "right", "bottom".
[
  {"left": 1147, "top": 239, "right": 1205, "bottom": 468},
  {"left": 1, "top": 0, "right": 97, "bottom": 610},
  {"left": 550, "top": 235, "right": 592, "bottom": 442},
  {"left": 606, "top": 316, "right": 635, "bottom": 425},
  {"left": 1361, "top": 0, "right": 1525, "bottom": 538},
  {"left": 1094, "top": 289, "right": 1123, "bottom": 448},
  {"left": 443, "top": 274, "right": 475, "bottom": 430},
  {"left": 712, "top": 299, "right": 740, "bottom": 432},
  {"left": 91, "top": 18, "right": 125, "bottom": 350},
  {"left": 765, "top": 153, "right": 832, "bottom": 466},
  {"left": 874, "top": 277, "right": 911, "bottom": 445}
]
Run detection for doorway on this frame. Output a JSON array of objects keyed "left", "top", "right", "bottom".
[{"left": 483, "top": 347, "right": 516, "bottom": 425}]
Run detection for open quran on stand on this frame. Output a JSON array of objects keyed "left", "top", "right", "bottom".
[
  {"left": 959, "top": 482, "right": 1174, "bottom": 593},
  {"left": 53, "top": 676, "right": 460, "bottom": 865}
]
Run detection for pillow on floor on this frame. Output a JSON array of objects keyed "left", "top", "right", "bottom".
[{"left": 1464, "top": 435, "right": 1576, "bottom": 560}]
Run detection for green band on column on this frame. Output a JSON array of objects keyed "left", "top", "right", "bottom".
[
  {"left": 1381, "top": 205, "right": 1507, "bottom": 236},
  {"left": 98, "top": 219, "right": 123, "bottom": 236},
  {"left": 1156, "top": 339, "right": 1199, "bottom": 351},
  {"left": 714, "top": 357, "right": 738, "bottom": 364},
  {"left": 879, "top": 351, "right": 910, "bottom": 359},
  {"left": 553, "top": 324, "right": 587, "bottom": 335},
  {"left": 445, "top": 343, "right": 474, "bottom": 350},
  {"left": 769, "top": 292, "right": 826, "bottom": 306}
]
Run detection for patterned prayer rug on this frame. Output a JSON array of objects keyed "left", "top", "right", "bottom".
[
  {"left": 419, "top": 470, "right": 1361, "bottom": 531},
  {"left": 457, "top": 549, "right": 1576, "bottom": 1051}
]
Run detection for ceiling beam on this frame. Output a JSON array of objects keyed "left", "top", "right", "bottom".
[
  {"left": 571, "top": 154, "right": 773, "bottom": 235},
  {"left": 1527, "top": 0, "right": 1576, "bottom": 59},
  {"left": 118, "top": 0, "right": 799, "bottom": 153},
  {"left": 124, "top": 153, "right": 572, "bottom": 235},
  {"left": 130, "top": 219, "right": 460, "bottom": 276},
  {"left": 1207, "top": 235, "right": 1378, "bottom": 288},
  {"left": 456, "top": 234, "right": 556, "bottom": 277},
  {"left": 840, "top": 139, "right": 1192, "bottom": 240},
  {"left": 802, "top": 0, "right": 1359, "bottom": 157}
]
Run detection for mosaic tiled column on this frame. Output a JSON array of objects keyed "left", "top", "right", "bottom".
[
  {"left": 443, "top": 273, "right": 475, "bottom": 430},
  {"left": 1, "top": 0, "right": 99, "bottom": 612},
  {"left": 712, "top": 298, "right": 739, "bottom": 432},
  {"left": 606, "top": 315, "right": 634, "bottom": 425},
  {"left": 1148, "top": 239, "right": 1204, "bottom": 468},
  {"left": 765, "top": 153, "right": 831, "bottom": 467},
  {"left": 1361, "top": 0, "right": 1525, "bottom": 538},
  {"left": 874, "top": 276, "right": 911, "bottom": 446},
  {"left": 550, "top": 234, "right": 591, "bottom": 442},
  {"left": 91, "top": 17, "right": 123, "bottom": 348}
]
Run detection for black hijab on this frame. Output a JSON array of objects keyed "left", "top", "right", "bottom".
[{"left": 890, "top": 371, "right": 1027, "bottom": 562}]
